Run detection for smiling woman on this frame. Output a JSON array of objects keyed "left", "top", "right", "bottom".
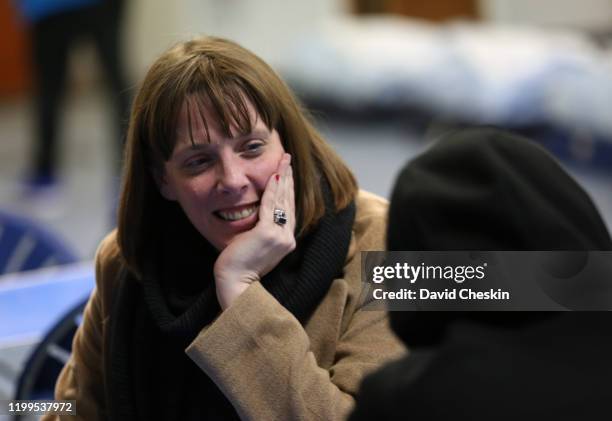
[
  {"left": 41, "top": 36, "right": 405, "bottom": 421},
  {"left": 160, "top": 97, "right": 287, "bottom": 251}
]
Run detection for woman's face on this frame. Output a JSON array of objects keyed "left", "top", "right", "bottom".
[{"left": 160, "top": 97, "right": 285, "bottom": 250}]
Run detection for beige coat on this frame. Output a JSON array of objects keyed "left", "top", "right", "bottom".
[{"left": 43, "top": 190, "right": 406, "bottom": 420}]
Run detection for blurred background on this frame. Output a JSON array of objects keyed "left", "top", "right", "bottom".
[{"left": 1, "top": 0, "right": 612, "bottom": 411}]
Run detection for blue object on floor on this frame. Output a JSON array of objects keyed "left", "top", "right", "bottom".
[
  {"left": 14, "top": 296, "right": 88, "bottom": 406},
  {"left": 0, "top": 261, "right": 94, "bottom": 417},
  {"left": 0, "top": 261, "right": 94, "bottom": 346},
  {"left": 0, "top": 209, "right": 77, "bottom": 275}
]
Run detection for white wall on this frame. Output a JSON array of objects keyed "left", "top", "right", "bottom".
[
  {"left": 124, "top": 0, "right": 182, "bottom": 77},
  {"left": 124, "top": 0, "right": 351, "bottom": 77},
  {"left": 480, "top": 0, "right": 612, "bottom": 30},
  {"left": 122, "top": 0, "right": 612, "bottom": 81},
  {"left": 181, "top": 0, "right": 350, "bottom": 66}
]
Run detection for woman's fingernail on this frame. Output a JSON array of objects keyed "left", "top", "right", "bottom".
[{"left": 275, "top": 174, "right": 280, "bottom": 182}]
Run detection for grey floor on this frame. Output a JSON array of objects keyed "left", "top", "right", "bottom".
[{"left": 0, "top": 90, "right": 611, "bottom": 407}]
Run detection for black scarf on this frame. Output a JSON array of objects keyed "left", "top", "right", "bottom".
[{"left": 105, "top": 185, "right": 356, "bottom": 420}]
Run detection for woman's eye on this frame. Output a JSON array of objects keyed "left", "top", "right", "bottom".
[
  {"left": 244, "top": 141, "right": 264, "bottom": 154},
  {"left": 185, "top": 156, "right": 211, "bottom": 169}
]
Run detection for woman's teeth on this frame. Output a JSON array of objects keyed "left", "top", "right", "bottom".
[{"left": 217, "top": 206, "right": 258, "bottom": 221}]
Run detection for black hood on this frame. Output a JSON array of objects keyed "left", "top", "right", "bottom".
[{"left": 387, "top": 127, "right": 612, "bottom": 346}]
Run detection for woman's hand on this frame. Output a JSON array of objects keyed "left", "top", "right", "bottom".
[{"left": 214, "top": 153, "right": 296, "bottom": 309}]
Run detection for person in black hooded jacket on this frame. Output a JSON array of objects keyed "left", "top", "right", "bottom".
[{"left": 350, "top": 127, "right": 612, "bottom": 421}]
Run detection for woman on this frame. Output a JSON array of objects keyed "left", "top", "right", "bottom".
[{"left": 44, "top": 36, "right": 404, "bottom": 420}]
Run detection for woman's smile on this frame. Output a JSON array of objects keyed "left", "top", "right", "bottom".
[
  {"left": 213, "top": 202, "right": 260, "bottom": 232},
  {"left": 214, "top": 202, "right": 259, "bottom": 221}
]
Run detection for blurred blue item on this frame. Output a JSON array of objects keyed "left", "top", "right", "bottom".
[
  {"left": 0, "top": 262, "right": 93, "bottom": 345},
  {"left": 519, "top": 126, "right": 612, "bottom": 170},
  {"left": 16, "top": 0, "right": 101, "bottom": 23},
  {"left": 0, "top": 209, "right": 77, "bottom": 275},
  {"left": 0, "top": 262, "right": 94, "bottom": 405},
  {"left": 13, "top": 296, "right": 88, "bottom": 406},
  {"left": 22, "top": 173, "right": 57, "bottom": 191}
]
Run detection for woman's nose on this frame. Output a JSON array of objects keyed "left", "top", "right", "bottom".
[{"left": 216, "top": 159, "right": 249, "bottom": 194}]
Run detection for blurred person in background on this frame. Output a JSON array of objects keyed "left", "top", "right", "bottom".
[
  {"left": 350, "top": 128, "right": 612, "bottom": 421},
  {"left": 42, "top": 36, "right": 404, "bottom": 420},
  {"left": 17, "top": 0, "right": 130, "bottom": 191}
]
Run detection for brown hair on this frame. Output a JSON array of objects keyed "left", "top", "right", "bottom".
[{"left": 117, "top": 36, "right": 357, "bottom": 278}]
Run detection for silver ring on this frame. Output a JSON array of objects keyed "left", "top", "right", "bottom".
[{"left": 273, "top": 208, "right": 287, "bottom": 226}]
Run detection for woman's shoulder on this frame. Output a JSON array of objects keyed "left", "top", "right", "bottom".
[
  {"left": 337, "top": 190, "right": 389, "bottom": 318},
  {"left": 352, "top": 190, "right": 388, "bottom": 249},
  {"left": 95, "top": 230, "right": 122, "bottom": 271},
  {"left": 93, "top": 230, "right": 125, "bottom": 303},
  {"left": 355, "top": 190, "right": 388, "bottom": 218}
]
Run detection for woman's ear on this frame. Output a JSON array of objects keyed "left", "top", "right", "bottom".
[{"left": 152, "top": 167, "right": 177, "bottom": 201}]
